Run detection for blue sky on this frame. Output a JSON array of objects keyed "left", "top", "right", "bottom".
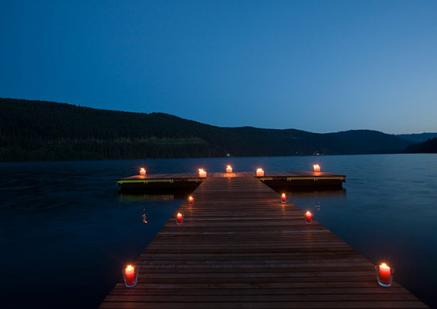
[{"left": 1, "top": 0, "right": 437, "bottom": 133}]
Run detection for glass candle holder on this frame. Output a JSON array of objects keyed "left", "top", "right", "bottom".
[
  {"left": 376, "top": 262, "right": 393, "bottom": 288},
  {"left": 281, "top": 193, "right": 287, "bottom": 203},
  {"left": 199, "top": 169, "right": 207, "bottom": 178},
  {"left": 123, "top": 264, "right": 138, "bottom": 288},
  {"left": 256, "top": 168, "right": 264, "bottom": 177},
  {"left": 304, "top": 210, "right": 313, "bottom": 224},
  {"left": 176, "top": 212, "right": 184, "bottom": 224}
]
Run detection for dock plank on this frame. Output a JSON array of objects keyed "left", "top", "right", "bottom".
[{"left": 102, "top": 174, "right": 427, "bottom": 308}]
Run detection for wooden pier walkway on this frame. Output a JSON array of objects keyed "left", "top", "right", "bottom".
[{"left": 102, "top": 174, "right": 427, "bottom": 308}]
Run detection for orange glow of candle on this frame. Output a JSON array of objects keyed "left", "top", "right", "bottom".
[
  {"left": 281, "top": 193, "right": 287, "bottom": 203},
  {"left": 226, "top": 165, "right": 233, "bottom": 173},
  {"left": 176, "top": 212, "right": 184, "bottom": 224},
  {"left": 198, "top": 168, "right": 207, "bottom": 178},
  {"left": 188, "top": 195, "right": 194, "bottom": 203},
  {"left": 123, "top": 264, "right": 138, "bottom": 288},
  {"left": 304, "top": 210, "right": 313, "bottom": 223},
  {"left": 313, "top": 164, "right": 321, "bottom": 173},
  {"left": 139, "top": 167, "right": 146, "bottom": 177},
  {"left": 376, "top": 262, "right": 393, "bottom": 287},
  {"left": 256, "top": 168, "right": 265, "bottom": 177}
]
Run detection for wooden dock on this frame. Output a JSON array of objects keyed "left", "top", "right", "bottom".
[
  {"left": 103, "top": 174, "right": 427, "bottom": 308},
  {"left": 117, "top": 173, "right": 203, "bottom": 193},
  {"left": 258, "top": 172, "right": 345, "bottom": 191},
  {"left": 117, "top": 171, "right": 346, "bottom": 194}
]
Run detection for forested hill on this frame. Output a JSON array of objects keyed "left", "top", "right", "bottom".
[
  {"left": 0, "top": 98, "right": 412, "bottom": 161},
  {"left": 406, "top": 138, "right": 437, "bottom": 153}
]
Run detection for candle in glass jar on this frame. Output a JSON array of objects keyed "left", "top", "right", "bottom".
[
  {"left": 188, "top": 195, "right": 194, "bottom": 203},
  {"left": 256, "top": 168, "right": 264, "bottom": 177},
  {"left": 281, "top": 193, "right": 287, "bottom": 203},
  {"left": 198, "top": 168, "right": 207, "bottom": 178},
  {"left": 313, "top": 164, "right": 321, "bottom": 173},
  {"left": 226, "top": 165, "right": 233, "bottom": 173},
  {"left": 304, "top": 210, "right": 313, "bottom": 223},
  {"left": 139, "top": 167, "right": 146, "bottom": 177},
  {"left": 123, "top": 264, "right": 138, "bottom": 288},
  {"left": 377, "top": 262, "right": 393, "bottom": 287},
  {"left": 176, "top": 212, "right": 184, "bottom": 224}
]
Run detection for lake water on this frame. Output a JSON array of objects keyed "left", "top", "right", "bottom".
[{"left": 0, "top": 154, "right": 436, "bottom": 308}]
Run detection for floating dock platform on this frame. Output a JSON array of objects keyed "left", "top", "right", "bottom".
[
  {"left": 258, "top": 172, "right": 345, "bottom": 191},
  {"left": 117, "top": 173, "right": 203, "bottom": 194},
  {"left": 117, "top": 171, "right": 346, "bottom": 193},
  {"left": 103, "top": 173, "right": 427, "bottom": 308}
]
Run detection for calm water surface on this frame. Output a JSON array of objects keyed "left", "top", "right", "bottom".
[{"left": 0, "top": 154, "right": 436, "bottom": 308}]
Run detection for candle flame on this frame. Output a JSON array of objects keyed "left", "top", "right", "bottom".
[
  {"left": 380, "top": 262, "right": 391, "bottom": 271},
  {"left": 125, "top": 264, "right": 135, "bottom": 273},
  {"left": 139, "top": 167, "right": 146, "bottom": 176},
  {"left": 188, "top": 195, "right": 194, "bottom": 202},
  {"left": 313, "top": 164, "right": 321, "bottom": 173}
]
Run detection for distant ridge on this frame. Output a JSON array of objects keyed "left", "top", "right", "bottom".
[
  {"left": 0, "top": 98, "right": 412, "bottom": 161},
  {"left": 397, "top": 133, "right": 437, "bottom": 143}
]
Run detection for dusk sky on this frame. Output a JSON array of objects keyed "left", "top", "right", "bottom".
[{"left": 1, "top": 0, "right": 437, "bottom": 133}]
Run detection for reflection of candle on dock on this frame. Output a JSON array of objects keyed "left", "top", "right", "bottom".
[
  {"left": 139, "top": 167, "right": 146, "bottom": 177},
  {"left": 304, "top": 210, "right": 313, "bottom": 223},
  {"left": 377, "top": 262, "right": 393, "bottom": 287},
  {"left": 176, "top": 212, "right": 184, "bottom": 224},
  {"left": 123, "top": 264, "right": 138, "bottom": 288},
  {"left": 281, "top": 193, "right": 287, "bottom": 203},
  {"left": 226, "top": 165, "right": 233, "bottom": 173},
  {"left": 256, "top": 168, "right": 264, "bottom": 177}
]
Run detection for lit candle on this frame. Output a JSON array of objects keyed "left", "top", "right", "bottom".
[
  {"left": 226, "top": 165, "right": 233, "bottom": 173},
  {"left": 176, "top": 212, "right": 184, "bottom": 224},
  {"left": 305, "top": 210, "right": 313, "bottom": 224},
  {"left": 188, "top": 195, "right": 194, "bottom": 203},
  {"left": 123, "top": 264, "right": 138, "bottom": 288},
  {"left": 281, "top": 193, "right": 287, "bottom": 203},
  {"left": 139, "top": 167, "right": 146, "bottom": 177},
  {"left": 376, "top": 262, "right": 393, "bottom": 287},
  {"left": 198, "top": 168, "right": 207, "bottom": 178},
  {"left": 256, "top": 168, "right": 265, "bottom": 177},
  {"left": 313, "top": 164, "right": 321, "bottom": 173}
]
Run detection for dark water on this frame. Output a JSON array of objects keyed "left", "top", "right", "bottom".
[{"left": 0, "top": 154, "right": 436, "bottom": 308}]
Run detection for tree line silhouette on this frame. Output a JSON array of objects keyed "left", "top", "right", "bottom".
[{"left": 1, "top": 98, "right": 426, "bottom": 162}]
